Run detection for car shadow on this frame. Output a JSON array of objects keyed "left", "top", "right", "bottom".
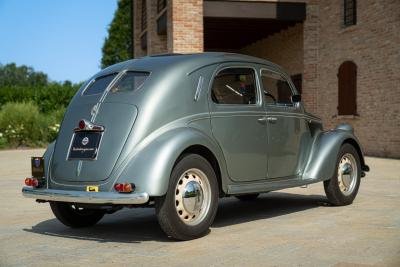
[
  {"left": 23, "top": 192, "right": 329, "bottom": 243},
  {"left": 213, "top": 192, "right": 329, "bottom": 227}
]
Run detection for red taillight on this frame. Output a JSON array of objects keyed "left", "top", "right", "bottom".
[
  {"left": 114, "top": 183, "right": 124, "bottom": 192},
  {"left": 114, "top": 182, "right": 134, "bottom": 193},
  {"left": 123, "top": 183, "right": 132, "bottom": 192},
  {"left": 79, "top": 120, "right": 85, "bottom": 130},
  {"left": 25, "top": 178, "right": 32, "bottom": 186},
  {"left": 25, "top": 178, "right": 39, "bottom": 187}
]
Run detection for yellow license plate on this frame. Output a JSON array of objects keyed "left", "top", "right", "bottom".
[{"left": 86, "top": 186, "right": 99, "bottom": 192}]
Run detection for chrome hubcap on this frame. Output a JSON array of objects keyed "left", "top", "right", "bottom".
[
  {"left": 337, "top": 153, "right": 357, "bottom": 196},
  {"left": 182, "top": 181, "right": 203, "bottom": 214},
  {"left": 175, "top": 168, "right": 211, "bottom": 226}
]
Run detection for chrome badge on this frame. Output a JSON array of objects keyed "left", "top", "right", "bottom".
[{"left": 82, "top": 137, "right": 89, "bottom": 146}]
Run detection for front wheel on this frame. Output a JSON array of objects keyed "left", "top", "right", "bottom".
[
  {"left": 155, "top": 154, "right": 219, "bottom": 240},
  {"left": 324, "top": 144, "right": 361, "bottom": 206},
  {"left": 50, "top": 202, "right": 105, "bottom": 228}
]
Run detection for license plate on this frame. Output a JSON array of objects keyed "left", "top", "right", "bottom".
[
  {"left": 86, "top": 186, "right": 99, "bottom": 192},
  {"left": 68, "top": 132, "right": 102, "bottom": 160}
]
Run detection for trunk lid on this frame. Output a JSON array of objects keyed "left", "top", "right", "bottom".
[{"left": 51, "top": 72, "right": 142, "bottom": 183}]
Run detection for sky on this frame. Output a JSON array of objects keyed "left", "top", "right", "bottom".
[{"left": 0, "top": 0, "right": 118, "bottom": 83}]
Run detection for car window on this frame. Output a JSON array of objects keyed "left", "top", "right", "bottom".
[
  {"left": 261, "top": 69, "right": 293, "bottom": 105},
  {"left": 110, "top": 71, "right": 149, "bottom": 93},
  {"left": 211, "top": 68, "right": 257, "bottom": 105},
  {"left": 83, "top": 74, "right": 117, "bottom": 96}
]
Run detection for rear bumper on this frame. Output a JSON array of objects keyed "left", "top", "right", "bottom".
[{"left": 22, "top": 187, "right": 149, "bottom": 205}]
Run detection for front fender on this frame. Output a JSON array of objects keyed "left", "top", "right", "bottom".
[
  {"left": 115, "top": 127, "right": 227, "bottom": 196},
  {"left": 303, "top": 126, "right": 366, "bottom": 181}
]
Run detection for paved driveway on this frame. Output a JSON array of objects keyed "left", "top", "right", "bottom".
[{"left": 0, "top": 149, "right": 399, "bottom": 267}]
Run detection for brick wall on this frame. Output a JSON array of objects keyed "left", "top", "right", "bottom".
[
  {"left": 170, "top": 0, "right": 203, "bottom": 53},
  {"left": 132, "top": 0, "right": 400, "bottom": 157},
  {"left": 316, "top": 0, "right": 400, "bottom": 157},
  {"left": 240, "top": 23, "right": 304, "bottom": 77},
  {"left": 134, "top": 0, "right": 203, "bottom": 56}
]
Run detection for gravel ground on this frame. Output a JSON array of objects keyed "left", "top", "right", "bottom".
[{"left": 0, "top": 149, "right": 399, "bottom": 267}]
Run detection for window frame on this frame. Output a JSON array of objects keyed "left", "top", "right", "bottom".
[
  {"left": 344, "top": 0, "right": 357, "bottom": 27},
  {"left": 157, "top": 0, "right": 167, "bottom": 13},
  {"left": 141, "top": 0, "right": 147, "bottom": 32},
  {"left": 209, "top": 66, "right": 262, "bottom": 106},
  {"left": 109, "top": 70, "right": 151, "bottom": 94},
  {"left": 259, "top": 68, "right": 297, "bottom": 108},
  {"left": 81, "top": 73, "right": 119, "bottom": 97}
]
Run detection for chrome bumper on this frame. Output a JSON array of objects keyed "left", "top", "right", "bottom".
[{"left": 22, "top": 187, "right": 149, "bottom": 205}]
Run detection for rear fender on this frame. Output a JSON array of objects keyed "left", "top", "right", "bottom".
[
  {"left": 115, "top": 127, "right": 227, "bottom": 196},
  {"left": 43, "top": 141, "right": 55, "bottom": 181},
  {"left": 303, "top": 125, "right": 366, "bottom": 181}
]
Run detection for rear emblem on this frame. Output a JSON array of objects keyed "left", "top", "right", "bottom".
[{"left": 82, "top": 137, "right": 89, "bottom": 146}]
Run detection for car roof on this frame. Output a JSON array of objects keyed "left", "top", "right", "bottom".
[{"left": 97, "top": 52, "right": 284, "bottom": 78}]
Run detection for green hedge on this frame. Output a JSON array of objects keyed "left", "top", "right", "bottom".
[
  {"left": 0, "top": 83, "right": 79, "bottom": 114},
  {"left": 0, "top": 102, "right": 64, "bottom": 148}
]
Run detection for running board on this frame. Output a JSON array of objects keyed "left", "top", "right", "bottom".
[{"left": 226, "top": 177, "right": 322, "bottom": 195}]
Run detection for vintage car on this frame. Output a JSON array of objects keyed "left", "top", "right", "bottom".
[{"left": 22, "top": 53, "right": 369, "bottom": 240}]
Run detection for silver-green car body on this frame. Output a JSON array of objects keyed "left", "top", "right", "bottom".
[{"left": 22, "top": 53, "right": 368, "bottom": 205}]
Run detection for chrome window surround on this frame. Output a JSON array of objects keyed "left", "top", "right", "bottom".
[
  {"left": 259, "top": 67, "right": 300, "bottom": 109},
  {"left": 209, "top": 65, "right": 263, "bottom": 107}
]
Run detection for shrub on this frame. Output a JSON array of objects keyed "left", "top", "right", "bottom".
[
  {"left": 0, "top": 84, "right": 79, "bottom": 114},
  {"left": 0, "top": 102, "right": 54, "bottom": 147}
]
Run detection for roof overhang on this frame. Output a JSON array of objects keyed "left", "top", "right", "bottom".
[
  {"left": 204, "top": 1, "right": 306, "bottom": 21},
  {"left": 203, "top": 1, "right": 306, "bottom": 50}
]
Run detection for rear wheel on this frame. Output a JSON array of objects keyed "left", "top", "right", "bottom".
[
  {"left": 324, "top": 144, "right": 361, "bottom": 206},
  {"left": 50, "top": 202, "right": 105, "bottom": 228},
  {"left": 235, "top": 193, "right": 260, "bottom": 201},
  {"left": 155, "top": 154, "right": 219, "bottom": 240}
]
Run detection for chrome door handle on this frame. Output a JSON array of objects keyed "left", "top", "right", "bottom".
[
  {"left": 267, "top": 117, "right": 278, "bottom": 123},
  {"left": 257, "top": 117, "right": 268, "bottom": 123}
]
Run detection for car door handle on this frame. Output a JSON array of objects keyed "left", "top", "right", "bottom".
[
  {"left": 257, "top": 117, "right": 268, "bottom": 123},
  {"left": 267, "top": 117, "right": 278, "bottom": 123}
]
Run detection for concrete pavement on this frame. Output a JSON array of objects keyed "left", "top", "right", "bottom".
[{"left": 0, "top": 149, "right": 399, "bottom": 267}]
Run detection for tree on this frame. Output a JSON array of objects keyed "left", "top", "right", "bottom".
[
  {"left": 0, "top": 63, "right": 48, "bottom": 87},
  {"left": 101, "top": 0, "right": 133, "bottom": 68}
]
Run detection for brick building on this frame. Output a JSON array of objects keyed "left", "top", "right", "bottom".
[{"left": 132, "top": 0, "right": 400, "bottom": 158}]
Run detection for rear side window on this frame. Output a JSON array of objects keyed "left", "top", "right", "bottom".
[
  {"left": 211, "top": 68, "right": 257, "bottom": 105},
  {"left": 110, "top": 71, "right": 149, "bottom": 93},
  {"left": 83, "top": 74, "right": 117, "bottom": 96},
  {"left": 261, "top": 69, "right": 293, "bottom": 105}
]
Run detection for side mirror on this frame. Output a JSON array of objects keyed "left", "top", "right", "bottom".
[{"left": 291, "top": 94, "right": 301, "bottom": 103}]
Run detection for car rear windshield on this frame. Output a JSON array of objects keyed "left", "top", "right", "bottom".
[
  {"left": 83, "top": 74, "right": 118, "bottom": 96},
  {"left": 109, "top": 71, "right": 149, "bottom": 93}
]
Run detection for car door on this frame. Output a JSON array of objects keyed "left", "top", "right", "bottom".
[
  {"left": 260, "top": 68, "right": 308, "bottom": 179},
  {"left": 209, "top": 65, "right": 268, "bottom": 182}
]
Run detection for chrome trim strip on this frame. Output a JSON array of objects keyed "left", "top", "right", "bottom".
[
  {"left": 22, "top": 187, "right": 149, "bottom": 205},
  {"left": 194, "top": 75, "right": 204, "bottom": 101}
]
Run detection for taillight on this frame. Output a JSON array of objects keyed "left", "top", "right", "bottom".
[
  {"left": 25, "top": 178, "right": 39, "bottom": 187},
  {"left": 114, "top": 183, "right": 124, "bottom": 192},
  {"left": 79, "top": 120, "right": 86, "bottom": 130},
  {"left": 114, "top": 182, "right": 135, "bottom": 193}
]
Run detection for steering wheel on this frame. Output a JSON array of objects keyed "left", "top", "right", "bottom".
[{"left": 264, "top": 91, "right": 276, "bottom": 103}]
